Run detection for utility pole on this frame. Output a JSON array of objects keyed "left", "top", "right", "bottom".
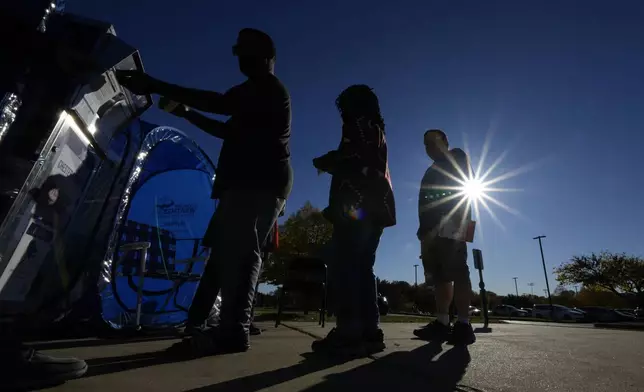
[
  {"left": 512, "top": 277, "right": 519, "bottom": 296},
  {"left": 413, "top": 264, "right": 419, "bottom": 286},
  {"left": 534, "top": 235, "right": 554, "bottom": 317},
  {"left": 528, "top": 282, "right": 535, "bottom": 296}
]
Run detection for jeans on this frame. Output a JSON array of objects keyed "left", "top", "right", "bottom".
[
  {"left": 327, "top": 220, "right": 383, "bottom": 335},
  {"left": 190, "top": 190, "right": 284, "bottom": 335}
]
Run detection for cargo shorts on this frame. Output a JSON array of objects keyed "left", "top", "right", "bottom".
[{"left": 420, "top": 233, "right": 470, "bottom": 285}]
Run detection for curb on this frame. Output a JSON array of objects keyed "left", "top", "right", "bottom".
[{"left": 594, "top": 323, "right": 644, "bottom": 331}]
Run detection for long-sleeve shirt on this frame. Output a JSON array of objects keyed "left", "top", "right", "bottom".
[
  {"left": 155, "top": 74, "right": 293, "bottom": 200},
  {"left": 314, "top": 117, "right": 396, "bottom": 228},
  {"left": 418, "top": 148, "right": 472, "bottom": 239}
]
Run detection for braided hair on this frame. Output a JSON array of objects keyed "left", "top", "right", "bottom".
[{"left": 335, "top": 84, "right": 385, "bottom": 131}]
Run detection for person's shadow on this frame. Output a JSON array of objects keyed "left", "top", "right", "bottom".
[
  {"left": 301, "top": 343, "right": 473, "bottom": 391},
  {"left": 181, "top": 341, "right": 474, "bottom": 392}
]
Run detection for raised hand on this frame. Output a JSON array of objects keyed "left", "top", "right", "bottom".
[
  {"left": 159, "top": 96, "right": 189, "bottom": 117},
  {"left": 115, "top": 70, "right": 157, "bottom": 95}
]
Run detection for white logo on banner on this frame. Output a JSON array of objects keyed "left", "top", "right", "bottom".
[{"left": 155, "top": 196, "right": 197, "bottom": 238}]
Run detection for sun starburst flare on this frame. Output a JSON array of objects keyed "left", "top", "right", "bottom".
[{"left": 417, "top": 129, "right": 544, "bottom": 243}]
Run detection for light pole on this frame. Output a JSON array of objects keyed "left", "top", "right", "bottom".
[
  {"left": 512, "top": 277, "right": 519, "bottom": 296},
  {"left": 413, "top": 264, "right": 419, "bottom": 286},
  {"left": 533, "top": 235, "right": 554, "bottom": 317},
  {"left": 528, "top": 282, "right": 535, "bottom": 296}
]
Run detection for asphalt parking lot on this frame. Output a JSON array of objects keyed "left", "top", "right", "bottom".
[{"left": 37, "top": 321, "right": 644, "bottom": 392}]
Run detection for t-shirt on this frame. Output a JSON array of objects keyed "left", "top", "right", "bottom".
[
  {"left": 417, "top": 148, "right": 472, "bottom": 239},
  {"left": 211, "top": 74, "right": 293, "bottom": 199}
]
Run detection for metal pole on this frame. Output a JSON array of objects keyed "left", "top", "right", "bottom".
[
  {"left": 413, "top": 264, "right": 419, "bottom": 287},
  {"left": 513, "top": 277, "right": 519, "bottom": 296},
  {"left": 528, "top": 282, "right": 535, "bottom": 296},
  {"left": 533, "top": 236, "right": 554, "bottom": 318}
]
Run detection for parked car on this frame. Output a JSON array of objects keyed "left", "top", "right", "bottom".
[
  {"left": 576, "top": 307, "right": 636, "bottom": 322},
  {"left": 468, "top": 306, "right": 481, "bottom": 316},
  {"left": 378, "top": 294, "right": 389, "bottom": 316},
  {"left": 635, "top": 307, "right": 644, "bottom": 319},
  {"left": 532, "top": 304, "right": 585, "bottom": 321},
  {"left": 615, "top": 309, "right": 637, "bottom": 318},
  {"left": 493, "top": 305, "right": 528, "bottom": 317}
]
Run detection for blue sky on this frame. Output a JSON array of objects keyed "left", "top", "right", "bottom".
[{"left": 69, "top": 1, "right": 644, "bottom": 296}]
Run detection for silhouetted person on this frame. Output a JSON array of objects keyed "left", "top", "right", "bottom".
[
  {"left": 311, "top": 85, "right": 396, "bottom": 356},
  {"left": 413, "top": 129, "right": 476, "bottom": 346},
  {"left": 116, "top": 28, "right": 291, "bottom": 355}
]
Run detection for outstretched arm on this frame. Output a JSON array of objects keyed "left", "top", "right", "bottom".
[
  {"left": 159, "top": 97, "right": 228, "bottom": 139},
  {"left": 313, "top": 118, "right": 382, "bottom": 176},
  {"left": 153, "top": 80, "right": 234, "bottom": 115},
  {"left": 183, "top": 110, "right": 228, "bottom": 140},
  {"left": 116, "top": 70, "right": 239, "bottom": 115}
]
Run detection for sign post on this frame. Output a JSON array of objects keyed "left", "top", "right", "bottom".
[{"left": 472, "top": 248, "right": 490, "bottom": 331}]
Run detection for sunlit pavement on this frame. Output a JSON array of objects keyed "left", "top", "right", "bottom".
[
  {"left": 37, "top": 322, "right": 644, "bottom": 391},
  {"left": 498, "top": 319, "right": 595, "bottom": 328}
]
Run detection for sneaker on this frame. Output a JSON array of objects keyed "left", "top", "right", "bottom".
[
  {"left": 249, "top": 323, "right": 262, "bottom": 336},
  {"left": 447, "top": 322, "right": 476, "bottom": 346},
  {"left": 363, "top": 328, "right": 386, "bottom": 354},
  {"left": 167, "top": 327, "right": 250, "bottom": 358},
  {"left": 413, "top": 320, "right": 451, "bottom": 342},
  {"left": 0, "top": 348, "right": 88, "bottom": 390},
  {"left": 311, "top": 328, "right": 366, "bottom": 357}
]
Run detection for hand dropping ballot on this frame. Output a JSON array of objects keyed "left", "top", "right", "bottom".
[
  {"left": 160, "top": 99, "right": 181, "bottom": 113},
  {"left": 438, "top": 217, "right": 476, "bottom": 243}
]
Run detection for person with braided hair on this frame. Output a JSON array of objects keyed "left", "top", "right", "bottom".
[{"left": 311, "top": 85, "right": 396, "bottom": 356}]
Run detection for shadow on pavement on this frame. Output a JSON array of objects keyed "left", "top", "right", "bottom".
[
  {"left": 30, "top": 335, "right": 180, "bottom": 351},
  {"left": 183, "top": 353, "right": 352, "bottom": 392},
  {"left": 300, "top": 343, "right": 473, "bottom": 392},
  {"left": 184, "top": 342, "right": 475, "bottom": 392},
  {"left": 83, "top": 350, "right": 195, "bottom": 378}
]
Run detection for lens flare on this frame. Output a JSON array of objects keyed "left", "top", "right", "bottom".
[
  {"left": 414, "top": 129, "right": 541, "bottom": 243},
  {"left": 461, "top": 177, "right": 486, "bottom": 201}
]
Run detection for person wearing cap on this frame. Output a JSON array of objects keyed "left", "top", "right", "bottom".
[
  {"left": 311, "top": 85, "right": 396, "bottom": 356},
  {"left": 413, "top": 129, "right": 476, "bottom": 346},
  {"left": 116, "top": 28, "right": 291, "bottom": 355}
]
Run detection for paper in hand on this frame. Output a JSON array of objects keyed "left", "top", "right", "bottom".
[
  {"left": 438, "top": 218, "right": 476, "bottom": 243},
  {"left": 159, "top": 99, "right": 180, "bottom": 113}
]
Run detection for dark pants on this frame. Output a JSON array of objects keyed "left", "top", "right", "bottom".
[
  {"left": 189, "top": 190, "right": 284, "bottom": 335},
  {"left": 327, "top": 220, "right": 383, "bottom": 335},
  {"left": 188, "top": 258, "right": 265, "bottom": 327}
]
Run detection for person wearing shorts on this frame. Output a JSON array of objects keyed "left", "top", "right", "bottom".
[{"left": 413, "top": 129, "right": 476, "bottom": 346}]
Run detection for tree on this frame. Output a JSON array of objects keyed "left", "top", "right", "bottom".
[
  {"left": 554, "top": 251, "right": 644, "bottom": 305},
  {"left": 575, "top": 287, "right": 628, "bottom": 308},
  {"left": 261, "top": 202, "right": 333, "bottom": 285}
]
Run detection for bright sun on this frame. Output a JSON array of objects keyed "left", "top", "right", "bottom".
[{"left": 461, "top": 177, "right": 486, "bottom": 201}]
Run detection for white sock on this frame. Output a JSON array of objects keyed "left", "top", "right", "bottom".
[
  {"left": 436, "top": 313, "right": 450, "bottom": 325},
  {"left": 457, "top": 315, "right": 469, "bottom": 324}
]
